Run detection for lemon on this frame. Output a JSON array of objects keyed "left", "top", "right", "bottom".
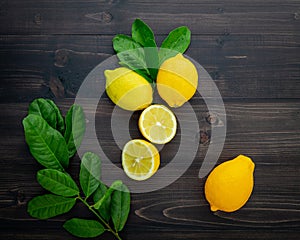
[
  {"left": 105, "top": 67, "right": 153, "bottom": 111},
  {"left": 138, "top": 104, "right": 177, "bottom": 144},
  {"left": 204, "top": 155, "right": 255, "bottom": 212},
  {"left": 122, "top": 139, "right": 160, "bottom": 181},
  {"left": 157, "top": 53, "right": 198, "bottom": 108}
]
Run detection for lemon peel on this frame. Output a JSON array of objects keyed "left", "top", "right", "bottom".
[
  {"left": 204, "top": 155, "right": 255, "bottom": 212},
  {"left": 105, "top": 67, "right": 153, "bottom": 111},
  {"left": 156, "top": 53, "right": 198, "bottom": 108}
]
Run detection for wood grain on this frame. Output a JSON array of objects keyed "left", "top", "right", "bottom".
[
  {"left": 0, "top": 0, "right": 300, "bottom": 239},
  {"left": 1, "top": 34, "right": 300, "bottom": 101},
  {"left": 0, "top": 0, "right": 299, "bottom": 35},
  {"left": 0, "top": 100, "right": 299, "bottom": 240}
]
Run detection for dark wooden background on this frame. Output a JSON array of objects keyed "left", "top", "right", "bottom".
[{"left": 1, "top": 0, "right": 300, "bottom": 239}]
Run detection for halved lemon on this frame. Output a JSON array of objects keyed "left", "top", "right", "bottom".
[
  {"left": 138, "top": 104, "right": 177, "bottom": 144},
  {"left": 122, "top": 139, "right": 160, "bottom": 181}
]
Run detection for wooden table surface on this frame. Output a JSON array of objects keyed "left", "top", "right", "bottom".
[{"left": 1, "top": 1, "right": 300, "bottom": 239}]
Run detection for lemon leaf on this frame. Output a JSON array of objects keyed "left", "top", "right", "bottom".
[
  {"left": 37, "top": 169, "right": 79, "bottom": 197},
  {"left": 46, "top": 99, "right": 65, "bottom": 134},
  {"left": 111, "top": 183, "right": 130, "bottom": 232},
  {"left": 64, "top": 105, "right": 86, "bottom": 158},
  {"left": 94, "top": 180, "right": 123, "bottom": 209},
  {"left": 23, "top": 114, "right": 68, "bottom": 171},
  {"left": 132, "top": 19, "right": 159, "bottom": 81},
  {"left": 93, "top": 182, "right": 111, "bottom": 221},
  {"left": 63, "top": 218, "right": 105, "bottom": 238},
  {"left": 28, "top": 194, "right": 76, "bottom": 219},
  {"left": 80, "top": 152, "right": 101, "bottom": 198},
  {"left": 159, "top": 26, "right": 191, "bottom": 64},
  {"left": 144, "top": 44, "right": 159, "bottom": 81},
  {"left": 28, "top": 98, "right": 58, "bottom": 130},
  {"left": 113, "top": 34, "right": 150, "bottom": 76},
  {"left": 132, "top": 18, "right": 156, "bottom": 47}
]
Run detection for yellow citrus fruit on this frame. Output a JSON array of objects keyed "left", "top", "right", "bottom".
[
  {"left": 104, "top": 67, "right": 153, "bottom": 111},
  {"left": 138, "top": 104, "right": 177, "bottom": 144},
  {"left": 204, "top": 155, "right": 255, "bottom": 212},
  {"left": 157, "top": 53, "right": 198, "bottom": 108},
  {"left": 122, "top": 139, "right": 160, "bottom": 181}
]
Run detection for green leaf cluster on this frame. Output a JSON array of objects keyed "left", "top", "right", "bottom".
[
  {"left": 23, "top": 98, "right": 86, "bottom": 170},
  {"left": 23, "top": 98, "right": 130, "bottom": 240},
  {"left": 112, "top": 18, "right": 191, "bottom": 83}
]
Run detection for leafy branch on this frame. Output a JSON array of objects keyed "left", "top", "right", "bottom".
[
  {"left": 112, "top": 18, "right": 191, "bottom": 83},
  {"left": 23, "top": 98, "right": 130, "bottom": 239}
]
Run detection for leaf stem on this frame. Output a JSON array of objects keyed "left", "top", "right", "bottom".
[{"left": 77, "top": 196, "right": 122, "bottom": 240}]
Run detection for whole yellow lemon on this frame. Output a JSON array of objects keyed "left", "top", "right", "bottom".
[
  {"left": 105, "top": 67, "right": 153, "bottom": 111},
  {"left": 156, "top": 53, "right": 198, "bottom": 108},
  {"left": 204, "top": 155, "right": 255, "bottom": 212}
]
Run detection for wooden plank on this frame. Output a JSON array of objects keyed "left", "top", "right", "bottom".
[
  {"left": 1, "top": 34, "right": 300, "bottom": 101},
  {"left": 1, "top": 1, "right": 299, "bottom": 239},
  {"left": 0, "top": 0, "right": 299, "bottom": 35},
  {"left": 0, "top": 218, "right": 299, "bottom": 239},
  {"left": 1, "top": 99, "right": 299, "bottom": 205},
  {"left": 0, "top": 100, "right": 300, "bottom": 239},
  {"left": 0, "top": 99, "right": 299, "bottom": 239}
]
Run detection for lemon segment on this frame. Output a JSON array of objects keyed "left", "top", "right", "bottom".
[
  {"left": 122, "top": 139, "right": 160, "bottom": 181},
  {"left": 105, "top": 67, "right": 153, "bottom": 111},
  {"left": 138, "top": 105, "right": 177, "bottom": 144},
  {"left": 157, "top": 53, "right": 198, "bottom": 108},
  {"left": 204, "top": 155, "right": 255, "bottom": 212}
]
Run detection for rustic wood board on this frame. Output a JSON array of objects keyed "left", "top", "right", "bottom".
[
  {"left": 1, "top": 34, "right": 300, "bottom": 100},
  {"left": 0, "top": 0, "right": 299, "bottom": 239}
]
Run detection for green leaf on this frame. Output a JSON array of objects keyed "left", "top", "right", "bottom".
[
  {"left": 37, "top": 169, "right": 79, "bottom": 197},
  {"left": 159, "top": 26, "right": 191, "bottom": 64},
  {"left": 113, "top": 34, "right": 150, "bottom": 76},
  {"left": 46, "top": 99, "right": 65, "bottom": 134},
  {"left": 23, "top": 114, "right": 69, "bottom": 170},
  {"left": 63, "top": 218, "right": 105, "bottom": 238},
  {"left": 111, "top": 183, "right": 130, "bottom": 232},
  {"left": 28, "top": 98, "right": 65, "bottom": 134},
  {"left": 93, "top": 182, "right": 111, "bottom": 221},
  {"left": 64, "top": 105, "right": 86, "bottom": 158},
  {"left": 132, "top": 19, "right": 159, "bottom": 80},
  {"left": 117, "top": 48, "right": 150, "bottom": 75},
  {"left": 29, "top": 98, "right": 57, "bottom": 130},
  {"left": 94, "top": 180, "right": 122, "bottom": 210},
  {"left": 113, "top": 34, "right": 142, "bottom": 54},
  {"left": 132, "top": 18, "right": 156, "bottom": 47},
  {"left": 27, "top": 194, "right": 76, "bottom": 219},
  {"left": 144, "top": 45, "right": 159, "bottom": 81},
  {"left": 80, "top": 152, "right": 101, "bottom": 198}
]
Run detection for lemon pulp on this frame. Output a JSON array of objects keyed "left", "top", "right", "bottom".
[
  {"left": 122, "top": 139, "right": 160, "bottom": 181},
  {"left": 138, "top": 104, "right": 177, "bottom": 144}
]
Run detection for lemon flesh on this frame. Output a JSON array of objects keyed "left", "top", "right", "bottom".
[
  {"left": 204, "top": 155, "right": 255, "bottom": 212},
  {"left": 139, "top": 104, "right": 177, "bottom": 144},
  {"left": 157, "top": 54, "right": 198, "bottom": 108},
  {"left": 122, "top": 139, "right": 160, "bottom": 181},
  {"left": 105, "top": 67, "right": 153, "bottom": 111}
]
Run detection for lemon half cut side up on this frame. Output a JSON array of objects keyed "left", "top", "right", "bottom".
[
  {"left": 122, "top": 139, "right": 160, "bottom": 181},
  {"left": 138, "top": 104, "right": 177, "bottom": 144}
]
